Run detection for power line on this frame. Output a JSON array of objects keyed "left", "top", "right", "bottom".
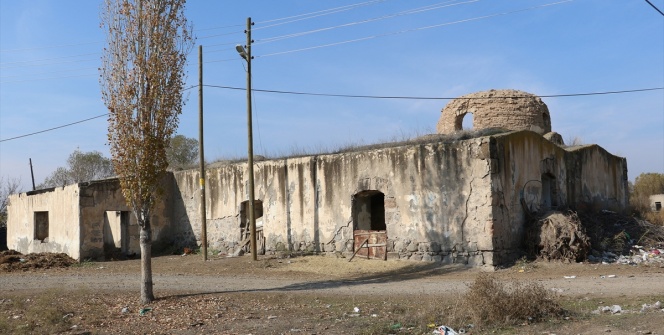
[
  {"left": 203, "top": 85, "right": 664, "bottom": 100},
  {"left": 257, "top": 0, "right": 575, "bottom": 58},
  {"left": 255, "top": 0, "right": 478, "bottom": 45},
  {"left": 645, "top": 0, "right": 664, "bottom": 16},
  {"left": 2, "top": 86, "right": 661, "bottom": 143},
  {"left": 0, "top": 114, "right": 107, "bottom": 142}
]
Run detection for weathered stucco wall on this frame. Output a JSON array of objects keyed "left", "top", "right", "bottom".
[
  {"left": 7, "top": 178, "right": 175, "bottom": 261},
  {"left": 488, "top": 131, "right": 628, "bottom": 263},
  {"left": 7, "top": 185, "right": 81, "bottom": 259},
  {"left": 77, "top": 178, "right": 175, "bottom": 259},
  {"left": 172, "top": 138, "right": 498, "bottom": 265}
]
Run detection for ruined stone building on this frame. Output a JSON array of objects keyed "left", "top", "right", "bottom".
[{"left": 6, "top": 89, "right": 629, "bottom": 266}]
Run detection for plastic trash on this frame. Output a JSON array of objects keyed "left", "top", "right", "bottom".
[
  {"left": 563, "top": 275, "right": 576, "bottom": 279},
  {"left": 390, "top": 323, "right": 402, "bottom": 330},
  {"left": 433, "top": 325, "right": 459, "bottom": 335},
  {"left": 121, "top": 307, "right": 129, "bottom": 314},
  {"left": 353, "top": 307, "right": 360, "bottom": 313},
  {"left": 139, "top": 307, "right": 152, "bottom": 316}
]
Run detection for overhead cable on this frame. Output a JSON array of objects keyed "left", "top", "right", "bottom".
[
  {"left": 256, "top": 0, "right": 479, "bottom": 44},
  {"left": 1, "top": 86, "right": 661, "bottom": 143},
  {"left": 257, "top": 0, "right": 574, "bottom": 58}
]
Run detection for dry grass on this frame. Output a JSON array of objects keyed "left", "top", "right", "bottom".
[
  {"left": 454, "top": 273, "right": 565, "bottom": 328},
  {"left": 0, "top": 289, "right": 74, "bottom": 334}
]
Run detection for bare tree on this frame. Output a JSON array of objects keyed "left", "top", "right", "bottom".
[
  {"left": 39, "top": 149, "right": 114, "bottom": 188},
  {"left": 1, "top": 177, "right": 21, "bottom": 228},
  {"left": 100, "top": 0, "right": 193, "bottom": 303}
]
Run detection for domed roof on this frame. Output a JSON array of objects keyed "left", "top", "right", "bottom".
[{"left": 436, "top": 89, "right": 552, "bottom": 134}]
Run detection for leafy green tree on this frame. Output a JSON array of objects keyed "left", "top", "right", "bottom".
[
  {"left": 166, "top": 134, "right": 198, "bottom": 170},
  {"left": 100, "top": 0, "right": 193, "bottom": 303},
  {"left": 40, "top": 149, "right": 114, "bottom": 188}
]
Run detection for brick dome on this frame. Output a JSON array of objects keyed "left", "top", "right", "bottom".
[{"left": 436, "top": 89, "right": 551, "bottom": 134}]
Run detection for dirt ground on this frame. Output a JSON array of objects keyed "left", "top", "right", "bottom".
[{"left": 1, "top": 251, "right": 664, "bottom": 335}]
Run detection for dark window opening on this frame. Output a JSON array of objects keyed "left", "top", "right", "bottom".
[
  {"left": 240, "top": 199, "right": 263, "bottom": 231},
  {"left": 541, "top": 173, "right": 557, "bottom": 208},
  {"left": 352, "top": 190, "right": 386, "bottom": 231},
  {"left": 656, "top": 202, "right": 662, "bottom": 212},
  {"left": 34, "top": 211, "right": 49, "bottom": 241}
]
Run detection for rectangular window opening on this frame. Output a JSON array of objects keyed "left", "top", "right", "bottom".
[
  {"left": 656, "top": 202, "right": 662, "bottom": 212},
  {"left": 34, "top": 211, "right": 49, "bottom": 242}
]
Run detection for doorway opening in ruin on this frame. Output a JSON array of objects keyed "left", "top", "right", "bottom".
[
  {"left": 34, "top": 211, "right": 49, "bottom": 242},
  {"left": 462, "top": 112, "right": 474, "bottom": 130},
  {"left": 103, "top": 211, "right": 130, "bottom": 257},
  {"left": 541, "top": 173, "right": 557, "bottom": 209},
  {"left": 453, "top": 112, "right": 474, "bottom": 131},
  {"left": 239, "top": 200, "right": 265, "bottom": 255},
  {"left": 351, "top": 190, "right": 387, "bottom": 260}
]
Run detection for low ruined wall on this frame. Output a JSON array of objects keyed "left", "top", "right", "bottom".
[
  {"left": 6, "top": 185, "right": 81, "bottom": 259},
  {"left": 172, "top": 138, "right": 497, "bottom": 266},
  {"left": 78, "top": 178, "right": 174, "bottom": 260},
  {"left": 489, "top": 131, "right": 628, "bottom": 264}
]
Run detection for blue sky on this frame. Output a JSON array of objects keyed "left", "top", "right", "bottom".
[{"left": 1, "top": 0, "right": 663, "bottom": 190}]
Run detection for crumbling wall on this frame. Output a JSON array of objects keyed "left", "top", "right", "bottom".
[
  {"left": 488, "top": 130, "right": 628, "bottom": 264},
  {"left": 437, "top": 89, "right": 551, "bottom": 135},
  {"left": 489, "top": 131, "right": 570, "bottom": 264},
  {"left": 172, "top": 138, "right": 498, "bottom": 266},
  {"left": 6, "top": 185, "right": 81, "bottom": 259},
  {"left": 565, "top": 145, "right": 628, "bottom": 212}
]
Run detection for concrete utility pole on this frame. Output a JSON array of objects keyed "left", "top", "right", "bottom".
[
  {"left": 236, "top": 17, "right": 257, "bottom": 261},
  {"left": 198, "top": 45, "right": 208, "bottom": 261}
]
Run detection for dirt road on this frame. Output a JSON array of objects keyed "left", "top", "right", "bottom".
[{"left": 2, "top": 254, "right": 663, "bottom": 298}]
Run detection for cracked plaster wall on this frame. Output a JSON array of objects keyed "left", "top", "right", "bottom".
[
  {"left": 488, "top": 131, "right": 628, "bottom": 264},
  {"left": 7, "top": 185, "right": 81, "bottom": 259},
  {"left": 172, "top": 139, "right": 497, "bottom": 265}
]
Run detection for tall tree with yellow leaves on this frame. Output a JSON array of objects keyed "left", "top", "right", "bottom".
[{"left": 99, "top": 0, "right": 193, "bottom": 303}]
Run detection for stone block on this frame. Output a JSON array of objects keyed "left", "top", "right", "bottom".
[
  {"left": 409, "top": 253, "right": 423, "bottom": 261},
  {"left": 422, "top": 253, "right": 433, "bottom": 262},
  {"left": 467, "top": 253, "right": 484, "bottom": 267},
  {"left": 406, "top": 241, "right": 419, "bottom": 252},
  {"left": 394, "top": 241, "right": 405, "bottom": 252}
]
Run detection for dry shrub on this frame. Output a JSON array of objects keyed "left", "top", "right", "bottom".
[
  {"left": 525, "top": 211, "right": 590, "bottom": 262},
  {"left": 448, "top": 274, "right": 565, "bottom": 329}
]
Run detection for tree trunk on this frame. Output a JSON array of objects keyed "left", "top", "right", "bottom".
[{"left": 139, "top": 217, "right": 154, "bottom": 303}]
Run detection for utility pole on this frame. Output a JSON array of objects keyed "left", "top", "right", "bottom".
[
  {"left": 29, "top": 158, "right": 35, "bottom": 191},
  {"left": 235, "top": 17, "right": 257, "bottom": 261},
  {"left": 198, "top": 45, "right": 208, "bottom": 261},
  {"left": 246, "top": 17, "right": 257, "bottom": 261}
]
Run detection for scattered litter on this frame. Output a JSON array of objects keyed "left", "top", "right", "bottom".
[
  {"left": 121, "top": 307, "right": 129, "bottom": 313},
  {"left": 139, "top": 307, "right": 152, "bottom": 316},
  {"left": 353, "top": 307, "right": 360, "bottom": 313},
  {"left": 641, "top": 301, "right": 662, "bottom": 312},
  {"left": 611, "top": 305, "right": 622, "bottom": 314},
  {"left": 267, "top": 315, "right": 277, "bottom": 320},
  {"left": 391, "top": 323, "right": 402, "bottom": 330},
  {"left": 433, "top": 325, "right": 459, "bottom": 335},
  {"left": 62, "top": 313, "right": 73, "bottom": 320},
  {"left": 371, "top": 313, "right": 378, "bottom": 317},
  {"left": 564, "top": 275, "right": 576, "bottom": 279}
]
